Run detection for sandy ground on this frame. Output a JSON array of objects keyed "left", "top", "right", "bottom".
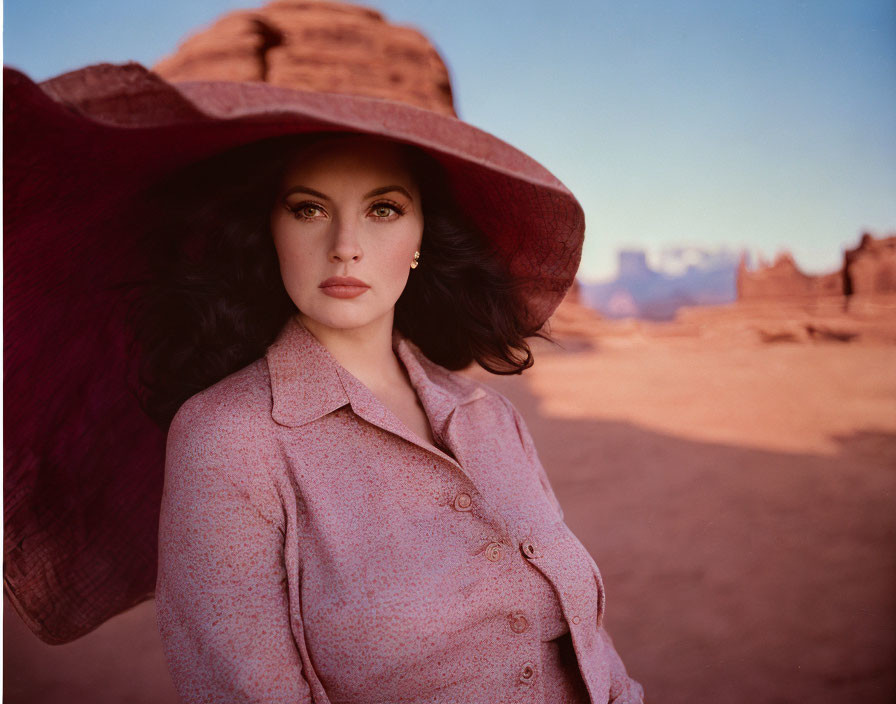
[{"left": 4, "top": 323, "right": 895, "bottom": 703}]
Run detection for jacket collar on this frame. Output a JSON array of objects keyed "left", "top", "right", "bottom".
[{"left": 264, "top": 315, "right": 485, "bottom": 462}]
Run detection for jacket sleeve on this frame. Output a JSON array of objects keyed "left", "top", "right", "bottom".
[
  {"left": 154, "top": 399, "right": 313, "bottom": 703},
  {"left": 501, "top": 395, "right": 646, "bottom": 702}
]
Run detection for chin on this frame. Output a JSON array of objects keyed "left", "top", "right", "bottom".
[{"left": 300, "top": 304, "right": 389, "bottom": 332}]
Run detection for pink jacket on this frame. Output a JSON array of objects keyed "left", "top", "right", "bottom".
[{"left": 155, "top": 315, "right": 645, "bottom": 703}]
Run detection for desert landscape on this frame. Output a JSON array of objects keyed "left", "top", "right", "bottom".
[
  {"left": 5, "top": 2, "right": 895, "bottom": 702},
  {"left": 6, "top": 285, "right": 895, "bottom": 702}
]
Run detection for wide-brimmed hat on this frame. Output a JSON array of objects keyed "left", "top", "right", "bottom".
[{"left": 3, "top": 4, "right": 584, "bottom": 645}]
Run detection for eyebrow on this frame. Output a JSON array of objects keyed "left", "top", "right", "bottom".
[{"left": 283, "top": 185, "right": 414, "bottom": 201}]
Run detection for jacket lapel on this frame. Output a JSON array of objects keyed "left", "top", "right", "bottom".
[{"left": 264, "top": 315, "right": 483, "bottom": 474}]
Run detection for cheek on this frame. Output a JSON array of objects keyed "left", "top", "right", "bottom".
[
  {"left": 272, "top": 229, "right": 316, "bottom": 288},
  {"left": 380, "top": 227, "right": 421, "bottom": 282}
]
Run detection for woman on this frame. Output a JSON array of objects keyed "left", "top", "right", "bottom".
[
  {"left": 146, "top": 130, "right": 644, "bottom": 702},
  {"left": 4, "top": 62, "right": 644, "bottom": 704}
]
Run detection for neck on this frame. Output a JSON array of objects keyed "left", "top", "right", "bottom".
[{"left": 297, "top": 311, "right": 404, "bottom": 390}]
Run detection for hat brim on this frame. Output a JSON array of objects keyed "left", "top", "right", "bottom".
[{"left": 3, "top": 62, "right": 584, "bottom": 643}]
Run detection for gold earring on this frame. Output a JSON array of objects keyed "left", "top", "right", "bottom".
[{"left": 410, "top": 251, "right": 420, "bottom": 269}]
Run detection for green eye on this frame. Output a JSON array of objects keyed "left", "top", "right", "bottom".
[
  {"left": 370, "top": 201, "right": 406, "bottom": 218},
  {"left": 286, "top": 202, "right": 325, "bottom": 220}
]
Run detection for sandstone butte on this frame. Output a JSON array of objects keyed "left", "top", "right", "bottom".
[
  {"left": 540, "top": 232, "right": 896, "bottom": 350},
  {"left": 152, "top": 0, "right": 455, "bottom": 117},
  {"left": 737, "top": 231, "right": 896, "bottom": 301},
  {"left": 702, "top": 231, "right": 896, "bottom": 346}
]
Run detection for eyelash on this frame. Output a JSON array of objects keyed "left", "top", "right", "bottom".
[{"left": 286, "top": 200, "right": 408, "bottom": 221}]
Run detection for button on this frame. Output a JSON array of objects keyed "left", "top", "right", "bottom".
[
  {"left": 571, "top": 615, "right": 581, "bottom": 625},
  {"left": 485, "top": 542, "right": 504, "bottom": 562},
  {"left": 519, "top": 661, "right": 536, "bottom": 684},
  {"left": 520, "top": 539, "right": 539, "bottom": 559},
  {"left": 453, "top": 492, "right": 472, "bottom": 511},
  {"left": 508, "top": 611, "right": 529, "bottom": 633}
]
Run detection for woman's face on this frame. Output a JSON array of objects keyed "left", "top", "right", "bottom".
[{"left": 270, "top": 135, "right": 424, "bottom": 334}]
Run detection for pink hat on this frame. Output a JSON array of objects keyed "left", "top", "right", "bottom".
[{"left": 4, "top": 23, "right": 583, "bottom": 645}]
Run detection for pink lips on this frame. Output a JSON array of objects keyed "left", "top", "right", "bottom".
[{"left": 319, "top": 276, "right": 370, "bottom": 299}]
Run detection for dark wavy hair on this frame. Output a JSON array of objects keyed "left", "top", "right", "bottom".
[{"left": 127, "top": 132, "right": 552, "bottom": 429}]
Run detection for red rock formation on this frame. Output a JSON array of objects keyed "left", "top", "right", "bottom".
[
  {"left": 738, "top": 232, "right": 896, "bottom": 303},
  {"left": 736, "top": 251, "right": 840, "bottom": 300},
  {"left": 814, "top": 270, "right": 845, "bottom": 296},
  {"left": 844, "top": 232, "right": 896, "bottom": 296},
  {"left": 152, "top": 0, "right": 456, "bottom": 117}
]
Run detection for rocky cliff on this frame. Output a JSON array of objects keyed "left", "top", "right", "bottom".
[
  {"left": 736, "top": 252, "right": 842, "bottom": 300},
  {"left": 737, "top": 232, "right": 896, "bottom": 301},
  {"left": 844, "top": 233, "right": 896, "bottom": 296},
  {"left": 152, "top": 0, "right": 456, "bottom": 117}
]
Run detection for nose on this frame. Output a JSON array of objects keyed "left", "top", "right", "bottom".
[{"left": 328, "top": 215, "right": 363, "bottom": 264}]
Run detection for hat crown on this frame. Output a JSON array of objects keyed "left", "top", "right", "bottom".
[{"left": 152, "top": 0, "right": 457, "bottom": 118}]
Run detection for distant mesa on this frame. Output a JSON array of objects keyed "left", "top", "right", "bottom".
[
  {"left": 736, "top": 251, "right": 842, "bottom": 300},
  {"left": 579, "top": 246, "right": 740, "bottom": 321},
  {"left": 571, "top": 232, "right": 896, "bottom": 327},
  {"left": 674, "top": 231, "right": 896, "bottom": 346},
  {"left": 152, "top": 0, "right": 457, "bottom": 117},
  {"left": 738, "top": 231, "right": 896, "bottom": 301}
]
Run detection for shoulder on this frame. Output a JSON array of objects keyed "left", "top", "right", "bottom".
[
  {"left": 168, "top": 358, "right": 273, "bottom": 445},
  {"left": 169, "top": 359, "right": 271, "bottom": 434},
  {"left": 165, "top": 358, "right": 281, "bottom": 503}
]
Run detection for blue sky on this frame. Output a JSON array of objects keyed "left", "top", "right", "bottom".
[{"left": 4, "top": 0, "right": 895, "bottom": 280}]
